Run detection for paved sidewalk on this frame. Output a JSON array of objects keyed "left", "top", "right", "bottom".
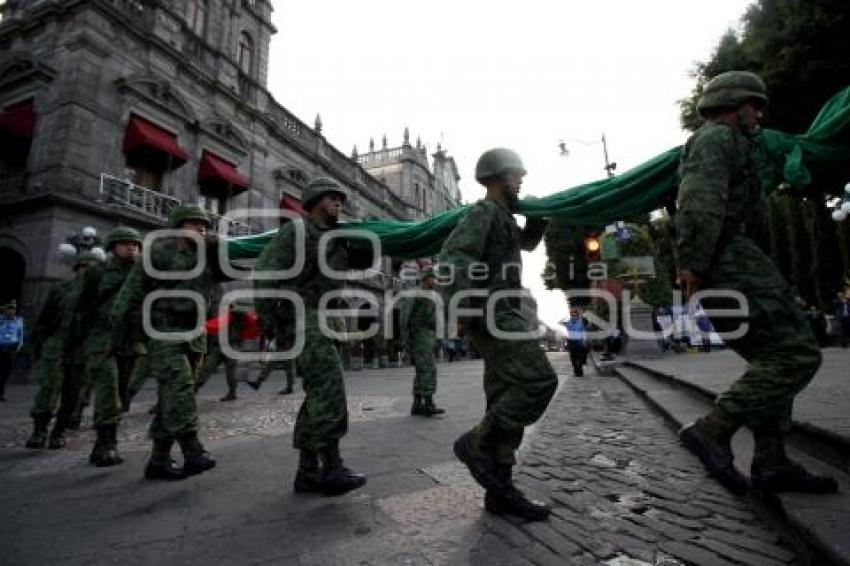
[
  {"left": 631, "top": 348, "right": 850, "bottom": 445},
  {"left": 1, "top": 354, "right": 802, "bottom": 565}
]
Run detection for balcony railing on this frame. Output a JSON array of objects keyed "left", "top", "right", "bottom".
[
  {"left": 99, "top": 173, "right": 253, "bottom": 236},
  {"left": 208, "top": 212, "right": 254, "bottom": 237},
  {"left": 99, "top": 174, "right": 179, "bottom": 222}
]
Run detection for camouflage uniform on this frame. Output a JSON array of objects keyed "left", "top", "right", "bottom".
[
  {"left": 676, "top": 71, "right": 835, "bottom": 494},
  {"left": 437, "top": 147, "right": 555, "bottom": 521},
  {"left": 111, "top": 206, "right": 227, "bottom": 479},
  {"left": 66, "top": 235, "right": 142, "bottom": 465},
  {"left": 439, "top": 198, "right": 556, "bottom": 464},
  {"left": 255, "top": 176, "right": 368, "bottom": 495},
  {"left": 255, "top": 217, "right": 350, "bottom": 452},
  {"left": 402, "top": 295, "right": 438, "bottom": 396},
  {"left": 250, "top": 338, "right": 297, "bottom": 394}
]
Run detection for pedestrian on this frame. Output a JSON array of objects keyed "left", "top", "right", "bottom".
[
  {"left": 64, "top": 227, "right": 144, "bottom": 467},
  {"left": 401, "top": 265, "right": 445, "bottom": 417},
  {"left": 437, "top": 147, "right": 556, "bottom": 521},
  {"left": 563, "top": 307, "right": 589, "bottom": 377},
  {"left": 111, "top": 205, "right": 228, "bottom": 480},
  {"left": 0, "top": 299, "right": 25, "bottom": 401},
  {"left": 254, "top": 176, "right": 370, "bottom": 496},
  {"left": 247, "top": 336, "right": 298, "bottom": 394},
  {"left": 834, "top": 292, "right": 850, "bottom": 348},
  {"left": 25, "top": 252, "right": 102, "bottom": 448},
  {"left": 695, "top": 307, "right": 713, "bottom": 353},
  {"left": 675, "top": 71, "right": 837, "bottom": 494},
  {"left": 195, "top": 304, "right": 246, "bottom": 402}
]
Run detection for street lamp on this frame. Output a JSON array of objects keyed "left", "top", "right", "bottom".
[{"left": 558, "top": 134, "right": 617, "bottom": 178}]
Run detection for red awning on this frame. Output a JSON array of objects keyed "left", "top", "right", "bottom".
[
  {"left": 0, "top": 100, "right": 36, "bottom": 140},
  {"left": 280, "top": 194, "right": 306, "bottom": 218},
  {"left": 122, "top": 115, "right": 188, "bottom": 169},
  {"left": 197, "top": 150, "right": 249, "bottom": 193}
]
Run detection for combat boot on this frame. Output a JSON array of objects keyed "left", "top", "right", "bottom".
[
  {"left": 484, "top": 464, "right": 551, "bottom": 521},
  {"left": 410, "top": 395, "right": 424, "bottom": 415},
  {"left": 317, "top": 443, "right": 367, "bottom": 496},
  {"left": 25, "top": 414, "right": 50, "bottom": 449},
  {"left": 246, "top": 379, "right": 262, "bottom": 391},
  {"left": 293, "top": 450, "right": 321, "bottom": 493},
  {"left": 89, "top": 427, "right": 106, "bottom": 464},
  {"left": 219, "top": 391, "right": 237, "bottom": 402},
  {"left": 420, "top": 396, "right": 445, "bottom": 417},
  {"left": 453, "top": 431, "right": 504, "bottom": 492},
  {"left": 48, "top": 424, "right": 67, "bottom": 449},
  {"left": 678, "top": 420, "right": 749, "bottom": 495},
  {"left": 94, "top": 424, "right": 123, "bottom": 467},
  {"left": 751, "top": 461, "right": 839, "bottom": 494},
  {"left": 179, "top": 432, "right": 216, "bottom": 475},
  {"left": 144, "top": 439, "right": 187, "bottom": 481}
]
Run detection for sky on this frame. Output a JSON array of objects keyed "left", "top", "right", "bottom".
[{"left": 266, "top": 0, "right": 755, "bottom": 330}]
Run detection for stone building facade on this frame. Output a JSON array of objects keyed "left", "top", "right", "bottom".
[
  {"left": 0, "top": 0, "right": 462, "bottom": 378},
  {"left": 356, "top": 130, "right": 462, "bottom": 221}
]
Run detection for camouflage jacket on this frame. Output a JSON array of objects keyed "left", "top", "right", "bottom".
[
  {"left": 399, "top": 293, "right": 437, "bottom": 343},
  {"left": 62, "top": 256, "right": 137, "bottom": 354},
  {"left": 255, "top": 218, "right": 355, "bottom": 336},
  {"left": 437, "top": 198, "right": 546, "bottom": 331},
  {"left": 676, "top": 121, "right": 784, "bottom": 291},
  {"left": 111, "top": 236, "right": 229, "bottom": 353},
  {"left": 31, "top": 277, "right": 77, "bottom": 353}
]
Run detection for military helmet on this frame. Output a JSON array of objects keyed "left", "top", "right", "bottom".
[
  {"left": 474, "top": 148, "right": 526, "bottom": 183},
  {"left": 74, "top": 250, "right": 104, "bottom": 269},
  {"left": 697, "top": 71, "right": 768, "bottom": 116},
  {"left": 168, "top": 204, "right": 210, "bottom": 229},
  {"left": 302, "top": 176, "right": 348, "bottom": 210},
  {"left": 106, "top": 226, "right": 142, "bottom": 251}
]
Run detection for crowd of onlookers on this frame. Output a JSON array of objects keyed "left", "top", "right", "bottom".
[{"left": 800, "top": 290, "right": 850, "bottom": 348}]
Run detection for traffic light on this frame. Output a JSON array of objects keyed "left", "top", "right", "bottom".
[{"left": 584, "top": 233, "right": 601, "bottom": 262}]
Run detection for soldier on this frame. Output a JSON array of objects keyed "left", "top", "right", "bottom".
[
  {"left": 400, "top": 265, "right": 445, "bottom": 417},
  {"left": 254, "top": 176, "right": 369, "bottom": 496},
  {"left": 246, "top": 337, "right": 297, "bottom": 395},
  {"left": 437, "top": 148, "right": 556, "bottom": 521},
  {"left": 64, "top": 227, "right": 143, "bottom": 467},
  {"left": 25, "top": 252, "right": 101, "bottom": 448},
  {"left": 195, "top": 304, "right": 245, "bottom": 402},
  {"left": 676, "top": 71, "right": 837, "bottom": 494},
  {"left": 111, "top": 205, "right": 227, "bottom": 481}
]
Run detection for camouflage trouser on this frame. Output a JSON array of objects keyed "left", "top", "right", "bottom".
[
  {"left": 195, "top": 343, "right": 237, "bottom": 394},
  {"left": 255, "top": 359, "right": 295, "bottom": 389},
  {"left": 410, "top": 329, "right": 437, "bottom": 396},
  {"left": 126, "top": 354, "right": 151, "bottom": 402},
  {"left": 470, "top": 313, "right": 558, "bottom": 465},
  {"left": 148, "top": 341, "right": 201, "bottom": 442},
  {"left": 702, "top": 284, "right": 822, "bottom": 434},
  {"left": 87, "top": 352, "right": 136, "bottom": 427},
  {"left": 30, "top": 336, "right": 63, "bottom": 418},
  {"left": 293, "top": 324, "right": 348, "bottom": 451}
]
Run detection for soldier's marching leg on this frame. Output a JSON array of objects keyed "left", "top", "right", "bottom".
[
  {"left": 293, "top": 327, "right": 364, "bottom": 495},
  {"left": 26, "top": 336, "right": 63, "bottom": 449},
  {"left": 220, "top": 356, "right": 238, "bottom": 402},
  {"left": 89, "top": 353, "right": 124, "bottom": 466}
]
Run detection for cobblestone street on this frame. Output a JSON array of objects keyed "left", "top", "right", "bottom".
[{"left": 0, "top": 354, "right": 809, "bottom": 564}]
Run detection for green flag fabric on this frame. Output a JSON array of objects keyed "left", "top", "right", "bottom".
[{"left": 228, "top": 85, "right": 850, "bottom": 261}]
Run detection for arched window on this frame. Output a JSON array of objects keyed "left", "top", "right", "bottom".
[
  {"left": 185, "top": 0, "right": 207, "bottom": 37},
  {"left": 238, "top": 32, "right": 254, "bottom": 76}
]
